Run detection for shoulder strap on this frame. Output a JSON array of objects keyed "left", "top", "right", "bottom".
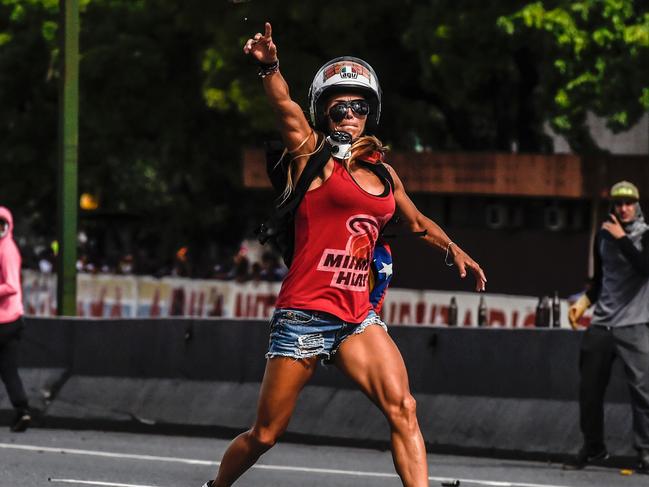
[
  {"left": 369, "top": 162, "right": 394, "bottom": 191},
  {"left": 357, "top": 160, "right": 394, "bottom": 193},
  {"left": 264, "top": 140, "right": 288, "bottom": 193},
  {"left": 357, "top": 160, "right": 426, "bottom": 239},
  {"left": 275, "top": 134, "right": 331, "bottom": 218}
]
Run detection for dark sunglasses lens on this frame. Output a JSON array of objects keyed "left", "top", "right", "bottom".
[
  {"left": 329, "top": 104, "right": 348, "bottom": 123},
  {"left": 350, "top": 100, "right": 369, "bottom": 115},
  {"left": 328, "top": 100, "right": 370, "bottom": 122}
]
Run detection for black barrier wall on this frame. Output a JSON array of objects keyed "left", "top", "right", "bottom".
[
  {"left": 7, "top": 318, "right": 633, "bottom": 459},
  {"left": 20, "top": 318, "right": 629, "bottom": 401}
]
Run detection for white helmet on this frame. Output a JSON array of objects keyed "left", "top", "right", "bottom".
[{"left": 308, "top": 56, "right": 382, "bottom": 133}]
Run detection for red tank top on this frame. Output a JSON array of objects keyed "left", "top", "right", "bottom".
[{"left": 275, "top": 160, "right": 395, "bottom": 323}]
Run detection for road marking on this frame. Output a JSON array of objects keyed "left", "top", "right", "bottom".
[
  {"left": 3, "top": 442, "right": 575, "bottom": 487},
  {"left": 49, "top": 480, "right": 163, "bottom": 487},
  {"left": 0, "top": 442, "right": 216, "bottom": 466}
]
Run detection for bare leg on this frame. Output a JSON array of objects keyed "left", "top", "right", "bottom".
[
  {"left": 212, "top": 357, "right": 318, "bottom": 487},
  {"left": 335, "top": 326, "right": 428, "bottom": 487}
]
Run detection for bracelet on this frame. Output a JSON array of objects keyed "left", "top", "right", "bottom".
[
  {"left": 444, "top": 242, "right": 455, "bottom": 267},
  {"left": 258, "top": 60, "right": 279, "bottom": 78}
]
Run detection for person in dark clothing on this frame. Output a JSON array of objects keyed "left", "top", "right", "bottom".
[
  {"left": 0, "top": 207, "right": 31, "bottom": 432},
  {"left": 567, "top": 180, "right": 649, "bottom": 472}
]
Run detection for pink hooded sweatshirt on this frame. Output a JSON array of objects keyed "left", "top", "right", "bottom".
[{"left": 0, "top": 206, "right": 24, "bottom": 323}]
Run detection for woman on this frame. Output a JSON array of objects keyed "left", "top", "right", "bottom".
[
  {"left": 202, "top": 22, "right": 486, "bottom": 487},
  {"left": 0, "top": 207, "right": 31, "bottom": 433}
]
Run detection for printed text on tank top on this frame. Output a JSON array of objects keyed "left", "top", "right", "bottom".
[{"left": 274, "top": 159, "right": 395, "bottom": 323}]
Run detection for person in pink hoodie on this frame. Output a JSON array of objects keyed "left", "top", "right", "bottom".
[{"left": 0, "top": 206, "right": 31, "bottom": 432}]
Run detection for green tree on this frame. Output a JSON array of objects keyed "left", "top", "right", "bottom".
[
  {"left": 77, "top": 0, "right": 250, "bottom": 269},
  {"left": 201, "top": 0, "right": 552, "bottom": 152},
  {"left": 396, "top": 0, "right": 552, "bottom": 151},
  {"left": 3, "top": 0, "right": 646, "bottom": 273},
  {"left": 499, "top": 0, "right": 649, "bottom": 152},
  {"left": 1, "top": 0, "right": 253, "bottom": 270},
  {"left": 0, "top": 0, "right": 60, "bottom": 236}
]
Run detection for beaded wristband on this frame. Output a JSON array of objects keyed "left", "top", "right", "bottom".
[{"left": 258, "top": 60, "right": 279, "bottom": 78}]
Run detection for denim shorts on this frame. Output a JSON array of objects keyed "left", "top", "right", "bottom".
[{"left": 266, "top": 308, "right": 388, "bottom": 362}]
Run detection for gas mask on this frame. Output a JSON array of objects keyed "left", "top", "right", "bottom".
[{"left": 326, "top": 131, "right": 353, "bottom": 160}]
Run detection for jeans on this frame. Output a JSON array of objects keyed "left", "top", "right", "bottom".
[
  {"left": 266, "top": 308, "right": 387, "bottom": 362},
  {"left": 0, "top": 318, "right": 28, "bottom": 410},
  {"left": 579, "top": 323, "right": 649, "bottom": 451}
]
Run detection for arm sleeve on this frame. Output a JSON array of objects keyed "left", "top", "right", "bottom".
[
  {"left": 585, "top": 234, "right": 602, "bottom": 303},
  {"left": 615, "top": 231, "right": 649, "bottom": 276},
  {"left": 0, "top": 250, "right": 19, "bottom": 298}
]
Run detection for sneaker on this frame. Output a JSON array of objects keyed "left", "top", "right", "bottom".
[
  {"left": 563, "top": 445, "right": 609, "bottom": 470},
  {"left": 10, "top": 409, "right": 31, "bottom": 433},
  {"left": 638, "top": 449, "right": 649, "bottom": 474},
  {"left": 200, "top": 482, "right": 213, "bottom": 487}
]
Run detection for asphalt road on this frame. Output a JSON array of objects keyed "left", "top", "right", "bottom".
[{"left": 0, "top": 428, "right": 645, "bottom": 487}]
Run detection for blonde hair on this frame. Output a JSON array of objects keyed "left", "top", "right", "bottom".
[
  {"left": 345, "top": 134, "right": 388, "bottom": 171},
  {"left": 275, "top": 131, "right": 323, "bottom": 205},
  {"left": 276, "top": 132, "right": 388, "bottom": 205}
]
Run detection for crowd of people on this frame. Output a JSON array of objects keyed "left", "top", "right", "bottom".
[{"left": 20, "top": 237, "right": 287, "bottom": 283}]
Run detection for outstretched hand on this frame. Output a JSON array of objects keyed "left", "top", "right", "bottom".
[
  {"left": 243, "top": 22, "right": 278, "bottom": 64},
  {"left": 452, "top": 246, "right": 487, "bottom": 292}
]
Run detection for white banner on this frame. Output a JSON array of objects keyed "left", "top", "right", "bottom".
[
  {"left": 383, "top": 289, "right": 561, "bottom": 327},
  {"left": 22, "top": 270, "right": 584, "bottom": 328}
]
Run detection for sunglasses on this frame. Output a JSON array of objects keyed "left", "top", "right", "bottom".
[{"left": 328, "top": 100, "right": 370, "bottom": 123}]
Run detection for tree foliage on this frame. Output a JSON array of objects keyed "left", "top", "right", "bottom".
[
  {"left": 0, "top": 0, "right": 60, "bottom": 236},
  {"left": 0, "top": 0, "right": 646, "bottom": 269},
  {"left": 499, "top": 0, "right": 649, "bottom": 151},
  {"left": 201, "top": 0, "right": 551, "bottom": 151},
  {"left": 1, "top": 0, "right": 253, "bottom": 269}
]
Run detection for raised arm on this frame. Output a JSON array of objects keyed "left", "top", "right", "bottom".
[
  {"left": 243, "top": 22, "right": 316, "bottom": 170},
  {"left": 385, "top": 164, "right": 487, "bottom": 292},
  {"left": 602, "top": 213, "right": 649, "bottom": 276}
]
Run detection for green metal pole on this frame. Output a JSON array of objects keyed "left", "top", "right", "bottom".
[{"left": 57, "top": 0, "right": 79, "bottom": 316}]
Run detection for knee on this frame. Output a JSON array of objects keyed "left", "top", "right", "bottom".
[
  {"left": 383, "top": 394, "right": 418, "bottom": 430},
  {"left": 248, "top": 426, "right": 281, "bottom": 452}
]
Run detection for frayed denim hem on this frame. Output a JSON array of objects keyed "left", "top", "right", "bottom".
[
  {"left": 353, "top": 315, "right": 389, "bottom": 336},
  {"left": 265, "top": 351, "right": 331, "bottom": 361}
]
